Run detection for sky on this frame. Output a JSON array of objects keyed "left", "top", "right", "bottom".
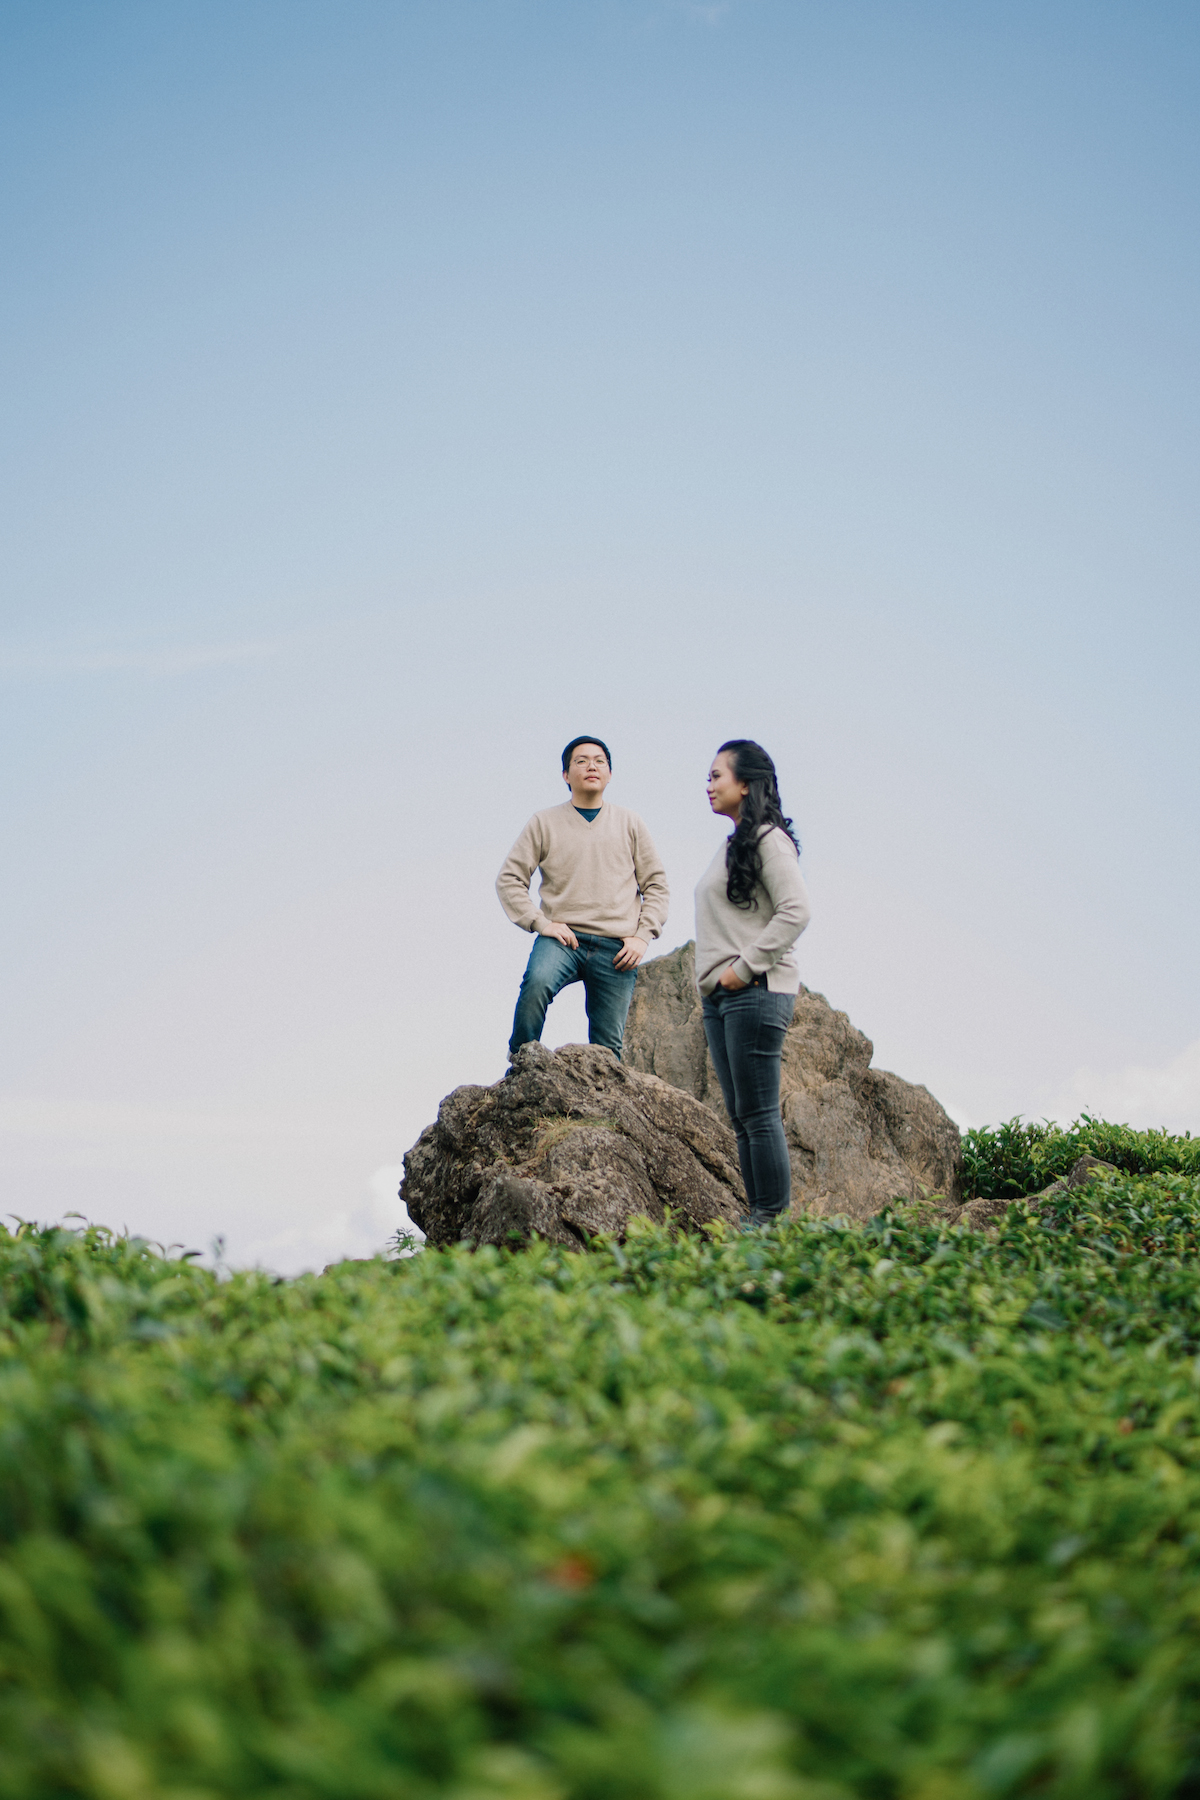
[{"left": 2, "top": 0, "right": 1198, "bottom": 1271}]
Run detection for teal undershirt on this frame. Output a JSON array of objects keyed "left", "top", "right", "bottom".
[{"left": 573, "top": 806, "right": 601, "bottom": 822}]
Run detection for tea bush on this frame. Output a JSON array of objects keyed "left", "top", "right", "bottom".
[
  {"left": 962, "top": 1115, "right": 1200, "bottom": 1200},
  {"left": 4, "top": 1161, "right": 1200, "bottom": 1797}
]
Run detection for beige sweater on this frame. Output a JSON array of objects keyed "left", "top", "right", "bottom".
[
  {"left": 694, "top": 825, "right": 812, "bottom": 995},
  {"left": 497, "top": 802, "right": 669, "bottom": 942}
]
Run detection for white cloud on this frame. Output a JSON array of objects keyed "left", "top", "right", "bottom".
[
  {"left": 238, "top": 1164, "right": 423, "bottom": 1274},
  {"left": 367, "top": 1162, "right": 425, "bottom": 1256},
  {"left": 0, "top": 1098, "right": 423, "bottom": 1275},
  {"left": 935, "top": 1097, "right": 982, "bottom": 1135},
  {"left": 1049, "top": 1040, "right": 1200, "bottom": 1136}
]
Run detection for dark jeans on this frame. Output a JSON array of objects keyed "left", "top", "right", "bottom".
[
  {"left": 702, "top": 980, "right": 796, "bottom": 1219},
  {"left": 509, "top": 932, "right": 638, "bottom": 1059}
]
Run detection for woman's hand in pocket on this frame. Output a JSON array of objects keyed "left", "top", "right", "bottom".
[{"left": 717, "top": 966, "right": 749, "bottom": 991}]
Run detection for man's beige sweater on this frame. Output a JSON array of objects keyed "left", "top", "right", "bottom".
[{"left": 497, "top": 802, "right": 669, "bottom": 942}]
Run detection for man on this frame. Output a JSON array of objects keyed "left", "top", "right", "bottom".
[{"left": 497, "top": 736, "right": 669, "bottom": 1060}]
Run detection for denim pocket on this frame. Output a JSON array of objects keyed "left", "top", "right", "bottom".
[{"left": 743, "top": 985, "right": 792, "bottom": 1051}]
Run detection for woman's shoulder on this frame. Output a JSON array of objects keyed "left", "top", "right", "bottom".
[{"left": 758, "top": 823, "right": 799, "bottom": 857}]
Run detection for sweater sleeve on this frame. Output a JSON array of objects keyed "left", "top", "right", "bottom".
[
  {"left": 730, "top": 833, "right": 812, "bottom": 984},
  {"left": 496, "top": 816, "right": 549, "bottom": 933},
  {"left": 631, "top": 818, "right": 670, "bottom": 942}
]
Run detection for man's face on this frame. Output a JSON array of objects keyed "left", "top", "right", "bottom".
[{"left": 564, "top": 744, "right": 612, "bottom": 801}]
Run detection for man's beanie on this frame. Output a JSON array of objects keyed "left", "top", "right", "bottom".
[{"left": 561, "top": 736, "right": 612, "bottom": 772}]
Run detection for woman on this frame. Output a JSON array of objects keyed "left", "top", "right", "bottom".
[{"left": 696, "top": 740, "right": 811, "bottom": 1228}]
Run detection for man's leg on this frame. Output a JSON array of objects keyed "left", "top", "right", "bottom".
[
  {"left": 578, "top": 935, "right": 639, "bottom": 1059},
  {"left": 509, "top": 935, "right": 581, "bottom": 1058}
]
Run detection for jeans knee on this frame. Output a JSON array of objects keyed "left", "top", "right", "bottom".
[{"left": 738, "top": 1107, "right": 786, "bottom": 1141}]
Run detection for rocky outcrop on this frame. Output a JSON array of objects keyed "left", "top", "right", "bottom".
[
  {"left": 955, "top": 1155, "right": 1116, "bottom": 1230},
  {"left": 623, "top": 943, "right": 962, "bottom": 1221},
  {"left": 402, "top": 1041, "right": 745, "bottom": 1247}
]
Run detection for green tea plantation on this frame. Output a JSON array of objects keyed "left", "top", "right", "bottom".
[{"left": 3, "top": 1120, "right": 1200, "bottom": 1799}]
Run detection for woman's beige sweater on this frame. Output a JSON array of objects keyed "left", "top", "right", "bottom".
[
  {"left": 694, "top": 825, "right": 812, "bottom": 995},
  {"left": 496, "top": 802, "right": 670, "bottom": 942}
]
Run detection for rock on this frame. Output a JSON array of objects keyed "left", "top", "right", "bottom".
[
  {"left": 1046, "top": 1153, "right": 1118, "bottom": 1194},
  {"left": 623, "top": 942, "right": 962, "bottom": 1221},
  {"left": 402, "top": 1040, "right": 746, "bottom": 1248},
  {"left": 956, "top": 1155, "right": 1117, "bottom": 1230}
]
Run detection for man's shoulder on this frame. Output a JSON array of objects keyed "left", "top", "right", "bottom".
[
  {"left": 524, "top": 802, "right": 575, "bottom": 829},
  {"left": 602, "top": 802, "right": 652, "bottom": 834}
]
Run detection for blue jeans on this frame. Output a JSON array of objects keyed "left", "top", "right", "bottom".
[
  {"left": 509, "top": 933, "right": 638, "bottom": 1060},
  {"left": 702, "top": 981, "right": 796, "bottom": 1219}
]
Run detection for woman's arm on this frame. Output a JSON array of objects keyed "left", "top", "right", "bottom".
[{"left": 727, "top": 833, "right": 812, "bottom": 986}]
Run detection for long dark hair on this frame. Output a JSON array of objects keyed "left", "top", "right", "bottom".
[{"left": 718, "top": 739, "right": 800, "bottom": 909}]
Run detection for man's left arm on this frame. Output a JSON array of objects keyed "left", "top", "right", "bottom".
[{"left": 613, "top": 820, "right": 670, "bottom": 971}]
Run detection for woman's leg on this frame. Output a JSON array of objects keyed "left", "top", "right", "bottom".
[
  {"left": 702, "top": 992, "right": 758, "bottom": 1209},
  {"left": 714, "top": 987, "right": 795, "bottom": 1218}
]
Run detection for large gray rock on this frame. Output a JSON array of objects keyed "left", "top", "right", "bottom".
[
  {"left": 623, "top": 943, "right": 962, "bottom": 1221},
  {"left": 956, "top": 1155, "right": 1115, "bottom": 1230},
  {"left": 403, "top": 1040, "right": 745, "bottom": 1247}
]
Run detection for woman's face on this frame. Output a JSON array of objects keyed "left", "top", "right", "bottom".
[{"left": 707, "top": 751, "right": 749, "bottom": 821}]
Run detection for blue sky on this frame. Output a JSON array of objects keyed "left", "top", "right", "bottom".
[{"left": 2, "top": 0, "right": 1198, "bottom": 1268}]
